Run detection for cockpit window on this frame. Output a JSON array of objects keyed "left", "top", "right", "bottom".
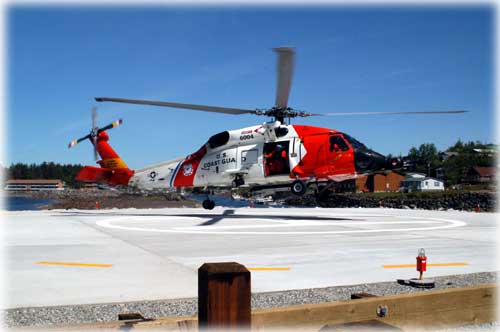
[
  {"left": 208, "top": 131, "right": 230, "bottom": 149},
  {"left": 329, "top": 135, "right": 350, "bottom": 152},
  {"left": 343, "top": 134, "right": 367, "bottom": 150}
]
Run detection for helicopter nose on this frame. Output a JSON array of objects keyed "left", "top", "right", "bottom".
[
  {"left": 353, "top": 148, "right": 387, "bottom": 173},
  {"left": 385, "top": 156, "right": 404, "bottom": 170}
]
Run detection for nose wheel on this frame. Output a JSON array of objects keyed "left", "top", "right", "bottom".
[{"left": 202, "top": 199, "right": 216, "bottom": 210}]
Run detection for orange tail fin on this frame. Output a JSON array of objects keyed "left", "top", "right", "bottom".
[{"left": 76, "top": 131, "right": 134, "bottom": 186}]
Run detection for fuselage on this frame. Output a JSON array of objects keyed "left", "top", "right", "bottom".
[{"left": 128, "top": 122, "right": 388, "bottom": 191}]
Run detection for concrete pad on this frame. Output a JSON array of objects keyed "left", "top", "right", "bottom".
[{"left": 2, "top": 207, "right": 497, "bottom": 309}]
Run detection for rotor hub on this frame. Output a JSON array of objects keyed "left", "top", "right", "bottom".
[{"left": 258, "top": 107, "right": 312, "bottom": 122}]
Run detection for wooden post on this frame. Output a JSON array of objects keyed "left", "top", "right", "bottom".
[{"left": 198, "top": 262, "right": 251, "bottom": 331}]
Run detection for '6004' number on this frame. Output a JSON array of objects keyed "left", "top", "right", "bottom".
[{"left": 240, "top": 134, "right": 254, "bottom": 140}]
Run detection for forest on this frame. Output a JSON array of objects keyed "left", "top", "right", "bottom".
[
  {"left": 404, "top": 140, "right": 495, "bottom": 185},
  {"left": 4, "top": 162, "right": 83, "bottom": 187}
]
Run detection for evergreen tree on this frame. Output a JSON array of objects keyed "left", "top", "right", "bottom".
[
  {"left": 407, "top": 143, "right": 441, "bottom": 176},
  {"left": 442, "top": 140, "right": 495, "bottom": 185},
  {"left": 6, "top": 162, "right": 83, "bottom": 188},
  {"left": 406, "top": 140, "right": 495, "bottom": 186}
]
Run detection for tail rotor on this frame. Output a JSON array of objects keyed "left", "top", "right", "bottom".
[
  {"left": 68, "top": 107, "right": 123, "bottom": 161},
  {"left": 91, "top": 107, "right": 98, "bottom": 160}
]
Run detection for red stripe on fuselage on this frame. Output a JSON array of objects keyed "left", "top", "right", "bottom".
[{"left": 173, "top": 145, "right": 207, "bottom": 187}]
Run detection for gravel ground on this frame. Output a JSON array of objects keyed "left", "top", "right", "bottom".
[
  {"left": 435, "top": 322, "right": 500, "bottom": 331},
  {"left": 3, "top": 271, "right": 498, "bottom": 329}
]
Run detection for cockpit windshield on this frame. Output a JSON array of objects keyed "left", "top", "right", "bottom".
[{"left": 343, "top": 134, "right": 367, "bottom": 150}]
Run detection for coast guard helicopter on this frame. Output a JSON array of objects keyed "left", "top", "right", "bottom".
[{"left": 69, "top": 47, "right": 465, "bottom": 209}]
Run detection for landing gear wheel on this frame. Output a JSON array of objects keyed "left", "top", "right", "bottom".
[
  {"left": 232, "top": 177, "right": 245, "bottom": 187},
  {"left": 202, "top": 199, "right": 216, "bottom": 210},
  {"left": 291, "top": 180, "right": 307, "bottom": 196}
]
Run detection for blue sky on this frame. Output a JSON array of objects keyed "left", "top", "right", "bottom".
[{"left": 6, "top": 5, "right": 495, "bottom": 169}]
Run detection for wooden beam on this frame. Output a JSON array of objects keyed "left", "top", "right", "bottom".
[
  {"left": 43, "top": 284, "right": 497, "bottom": 332},
  {"left": 251, "top": 284, "right": 497, "bottom": 331},
  {"left": 319, "top": 320, "right": 402, "bottom": 331}
]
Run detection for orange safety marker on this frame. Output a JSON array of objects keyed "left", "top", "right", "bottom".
[{"left": 416, "top": 248, "right": 427, "bottom": 280}]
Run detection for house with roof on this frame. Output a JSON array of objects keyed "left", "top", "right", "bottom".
[
  {"left": 4, "top": 179, "right": 65, "bottom": 191},
  {"left": 473, "top": 144, "right": 498, "bottom": 157},
  {"left": 465, "top": 166, "right": 496, "bottom": 184},
  {"left": 356, "top": 170, "right": 406, "bottom": 193},
  {"left": 399, "top": 174, "right": 444, "bottom": 192}
]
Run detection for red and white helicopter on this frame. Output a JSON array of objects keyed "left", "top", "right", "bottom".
[{"left": 69, "top": 47, "right": 465, "bottom": 209}]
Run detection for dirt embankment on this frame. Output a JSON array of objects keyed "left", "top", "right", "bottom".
[{"left": 12, "top": 189, "right": 200, "bottom": 209}]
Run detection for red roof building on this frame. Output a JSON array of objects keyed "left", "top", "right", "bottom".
[
  {"left": 356, "top": 171, "right": 406, "bottom": 192},
  {"left": 465, "top": 166, "right": 496, "bottom": 184}
]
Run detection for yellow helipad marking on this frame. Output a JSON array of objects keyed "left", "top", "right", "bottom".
[
  {"left": 383, "top": 262, "right": 469, "bottom": 269},
  {"left": 36, "top": 261, "right": 112, "bottom": 268},
  {"left": 248, "top": 267, "right": 290, "bottom": 271}
]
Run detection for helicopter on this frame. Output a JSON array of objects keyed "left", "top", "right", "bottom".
[{"left": 69, "top": 47, "right": 466, "bottom": 210}]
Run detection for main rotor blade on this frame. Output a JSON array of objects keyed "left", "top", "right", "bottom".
[
  {"left": 309, "top": 110, "right": 468, "bottom": 116},
  {"left": 274, "top": 47, "right": 295, "bottom": 109},
  {"left": 95, "top": 97, "right": 257, "bottom": 115}
]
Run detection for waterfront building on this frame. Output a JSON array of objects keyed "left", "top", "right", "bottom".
[{"left": 4, "top": 179, "right": 65, "bottom": 191}]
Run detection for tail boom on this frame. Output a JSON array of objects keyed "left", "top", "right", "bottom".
[{"left": 76, "top": 166, "right": 133, "bottom": 186}]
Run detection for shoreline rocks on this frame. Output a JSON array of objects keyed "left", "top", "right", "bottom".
[
  {"left": 6, "top": 189, "right": 200, "bottom": 209},
  {"left": 286, "top": 191, "right": 497, "bottom": 212}
]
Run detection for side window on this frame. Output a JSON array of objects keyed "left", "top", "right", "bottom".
[
  {"left": 329, "top": 135, "right": 349, "bottom": 152},
  {"left": 275, "top": 127, "right": 289, "bottom": 138},
  {"left": 208, "top": 131, "right": 230, "bottom": 149}
]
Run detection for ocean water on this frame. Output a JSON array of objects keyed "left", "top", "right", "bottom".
[
  {"left": 3, "top": 196, "right": 55, "bottom": 211},
  {"left": 3, "top": 195, "right": 280, "bottom": 211},
  {"left": 188, "top": 195, "right": 287, "bottom": 208}
]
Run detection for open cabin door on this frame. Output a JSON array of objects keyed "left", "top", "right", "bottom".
[{"left": 263, "top": 141, "right": 291, "bottom": 177}]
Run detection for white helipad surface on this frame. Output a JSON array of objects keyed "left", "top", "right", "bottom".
[{"left": 3, "top": 207, "right": 498, "bottom": 309}]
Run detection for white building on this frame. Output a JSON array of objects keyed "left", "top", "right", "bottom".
[
  {"left": 4, "top": 179, "right": 65, "bottom": 191},
  {"left": 399, "top": 176, "right": 444, "bottom": 192}
]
